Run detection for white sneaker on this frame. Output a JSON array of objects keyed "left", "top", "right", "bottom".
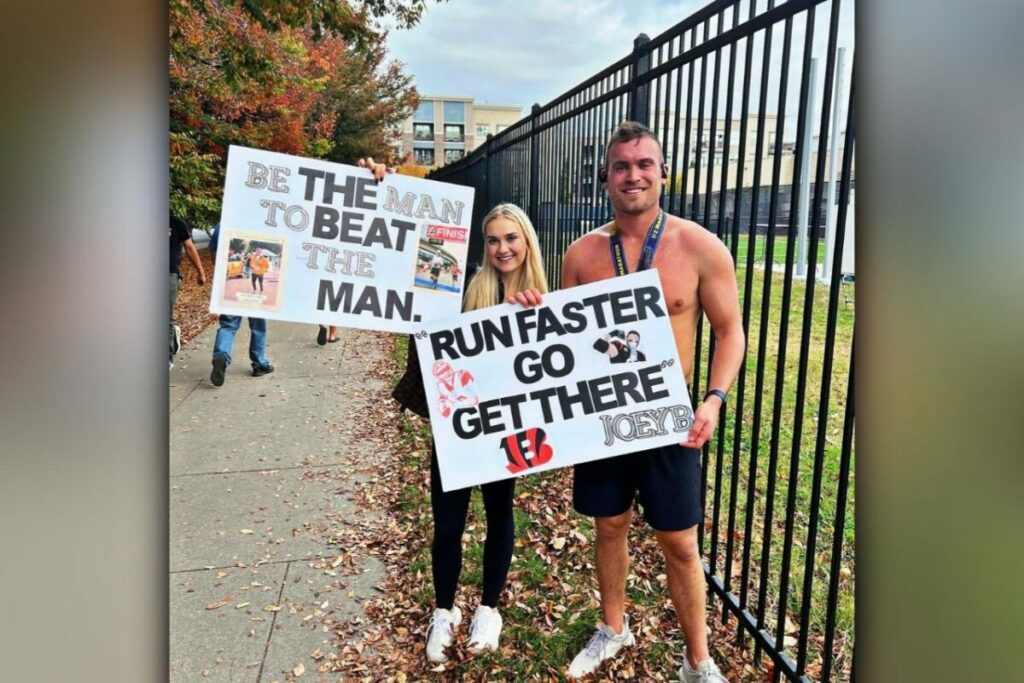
[
  {"left": 679, "top": 647, "right": 728, "bottom": 682},
  {"left": 567, "top": 616, "right": 635, "bottom": 678},
  {"left": 467, "top": 605, "right": 502, "bottom": 654},
  {"left": 425, "top": 606, "right": 462, "bottom": 663}
]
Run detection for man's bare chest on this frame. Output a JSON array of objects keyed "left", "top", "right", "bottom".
[{"left": 577, "top": 246, "right": 700, "bottom": 317}]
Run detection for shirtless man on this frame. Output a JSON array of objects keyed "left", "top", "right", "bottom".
[{"left": 515, "top": 121, "right": 744, "bottom": 681}]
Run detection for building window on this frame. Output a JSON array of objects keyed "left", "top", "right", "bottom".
[
  {"left": 444, "top": 148, "right": 463, "bottom": 164},
  {"left": 444, "top": 124, "right": 464, "bottom": 142},
  {"left": 496, "top": 124, "right": 509, "bottom": 132},
  {"left": 414, "top": 148, "right": 435, "bottom": 165},
  {"left": 475, "top": 124, "right": 490, "bottom": 138},
  {"left": 443, "top": 101, "right": 465, "bottom": 123},
  {"left": 415, "top": 100, "right": 434, "bottom": 121},
  {"left": 413, "top": 123, "right": 433, "bottom": 141}
]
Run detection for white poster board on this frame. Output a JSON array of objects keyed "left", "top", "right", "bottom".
[
  {"left": 414, "top": 270, "right": 694, "bottom": 491},
  {"left": 210, "top": 145, "right": 475, "bottom": 333}
]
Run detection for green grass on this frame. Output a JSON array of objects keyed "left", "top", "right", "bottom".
[
  {"left": 727, "top": 233, "right": 828, "bottom": 268},
  {"left": 696, "top": 263, "right": 855, "bottom": 675}
]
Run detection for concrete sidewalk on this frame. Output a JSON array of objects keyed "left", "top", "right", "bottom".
[{"left": 170, "top": 321, "right": 395, "bottom": 682}]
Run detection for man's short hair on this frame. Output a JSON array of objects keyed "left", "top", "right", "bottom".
[{"left": 604, "top": 121, "right": 664, "bottom": 169}]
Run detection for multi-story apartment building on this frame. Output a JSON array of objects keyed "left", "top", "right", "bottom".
[{"left": 396, "top": 96, "right": 523, "bottom": 169}]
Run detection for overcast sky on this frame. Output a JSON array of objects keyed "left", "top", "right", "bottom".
[
  {"left": 385, "top": 0, "right": 711, "bottom": 110},
  {"left": 384, "top": 0, "right": 855, "bottom": 139}
]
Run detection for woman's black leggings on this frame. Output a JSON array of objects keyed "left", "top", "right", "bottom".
[
  {"left": 430, "top": 448, "right": 515, "bottom": 609},
  {"left": 251, "top": 273, "right": 264, "bottom": 291}
]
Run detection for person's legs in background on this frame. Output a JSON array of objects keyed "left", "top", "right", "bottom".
[
  {"left": 169, "top": 273, "right": 180, "bottom": 368},
  {"left": 317, "top": 325, "right": 339, "bottom": 345},
  {"left": 210, "top": 314, "right": 241, "bottom": 387},
  {"left": 248, "top": 317, "right": 274, "bottom": 376}
]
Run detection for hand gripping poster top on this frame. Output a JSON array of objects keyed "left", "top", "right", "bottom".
[
  {"left": 210, "top": 145, "right": 475, "bottom": 333},
  {"left": 414, "top": 270, "right": 695, "bottom": 492}
]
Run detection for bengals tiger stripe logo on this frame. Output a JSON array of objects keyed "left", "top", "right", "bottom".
[{"left": 500, "top": 428, "right": 554, "bottom": 474}]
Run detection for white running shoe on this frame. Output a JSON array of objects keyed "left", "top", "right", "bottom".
[
  {"left": 425, "top": 606, "right": 462, "bottom": 663},
  {"left": 678, "top": 647, "right": 729, "bottom": 682},
  {"left": 567, "top": 616, "right": 635, "bottom": 678},
  {"left": 467, "top": 605, "right": 503, "bottom": 654}
]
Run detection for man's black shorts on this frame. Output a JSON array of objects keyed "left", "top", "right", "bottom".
[{"left": 573, "top": 444, "right": 702, "bottom": 532}]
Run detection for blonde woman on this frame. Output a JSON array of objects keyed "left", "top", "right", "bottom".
[{"left": 425, "top": 203, "right": 548, "bottom": 662}]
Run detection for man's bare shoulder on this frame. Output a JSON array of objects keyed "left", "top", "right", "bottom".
[
  {"left": 566, "top": 221, "right": 615, "bottom": 256},
  {"left": 665, "top": 214, "right": 732, "bottom": 258}
]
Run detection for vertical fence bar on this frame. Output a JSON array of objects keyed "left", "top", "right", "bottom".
[
  {"left": 547, "top": 113, "right": 556, "bottom": 283},
  {"left": 631, "top": 33, "right": 652, "bottom": 126},
  {"left": 822, "top": 329, "right": 853, "bottom": 683},
  {"left": 703, "top": 6, "right": 726, "bottom": 572},
  {"left": 659, "top": 39, "right": 675, "bottom": 214},
  {"left": 482, "top": 134, "right": 491, "bottom": 216},
  {"left": 691, "top": 19, "right": 708, "bottom": 223},
  {"left": 769, "top": 6, "right": 818, "bottom": 680},
  {"left": 738, "top": 0, "right": 776, "bottom": 643},
  {"left": 818, "top": 91, "right": 854, "bottom": 679},
  {"left": 596, "top": 77, "right": 607, "bottom": 236},
  {"left": 720, "top": 0, "right": 750, "bottom": 623},
  {"left": 703, "top": 9, "right": 723, "bottom": 235},
  {"left": 691, "top": 18, "right": 710, "bottom": 552},
  {"left": 652, "top": 43, "right": 664, "bottom": 141},
  {"left": 558, "top": 100, "right": 566, "bottom": 276},
  {"left": 669, "top": 42, "right": 685, "bottom": 216},
  {"left": 753, "top": 11, "right": 794, "bottom": 667}
]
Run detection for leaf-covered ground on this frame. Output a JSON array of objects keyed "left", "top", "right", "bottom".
[
  {"left": 305, "top": 334, "right": 791, "bottom": 682},
  {"left": 173, "top": 248, "right": 218, "bottom": 347}
]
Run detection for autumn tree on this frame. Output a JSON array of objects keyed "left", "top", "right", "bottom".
[{"left": 170, "top": 0, "right": 433, "bottom": 227}]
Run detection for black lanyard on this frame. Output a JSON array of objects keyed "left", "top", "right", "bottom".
[{"left": 609, "top": 209, "right": 665, "bottom": 276}]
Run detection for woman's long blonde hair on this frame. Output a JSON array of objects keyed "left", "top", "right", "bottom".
[{"left": 463, "top": 203, "right": 548, "bottom": 312}]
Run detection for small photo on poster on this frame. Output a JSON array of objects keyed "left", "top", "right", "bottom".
[
  {"left": 412, "top": 223, "right": 470, "bottom": 296},
  {"left": 219, "top": 231, "right": 286, "bottom": 311}
]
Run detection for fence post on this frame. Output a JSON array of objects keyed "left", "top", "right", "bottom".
[
  {"left": 483, "top": 133, "right": 492, "bottom": 209},
  {"left": 529, "top": 103, "right": 541, "bottom": 224},
  {"left": 629, "top": 33, "right": 652, "bottom": 126}
]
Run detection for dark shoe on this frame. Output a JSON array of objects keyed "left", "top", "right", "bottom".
[
  {"left": 328, "top": 336, "right": 340, "bottom": 343},
  {"left": 317, "top": 326, "right": 327, "bottom": 346},
  {"left": 252, "top": 363, "right": 275, "bottom": 377},
  {"left": 210, "top": 357, "right": 227, "bottom": 387}
]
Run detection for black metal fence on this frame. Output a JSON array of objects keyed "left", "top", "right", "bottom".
[{"left": 430, "top": 1, "right": 855, "bottom": 681}]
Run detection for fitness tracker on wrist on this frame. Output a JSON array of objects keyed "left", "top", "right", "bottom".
[{"left": 704, "top": 389, "right": 727, "bottom": 405}]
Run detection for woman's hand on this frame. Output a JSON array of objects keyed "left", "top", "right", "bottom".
[
  {"left": 506, "top": 288, "right": 544, "bottom": 307},
  {"left": 357, "top": 157, "right": 390, "bottom": 181}
]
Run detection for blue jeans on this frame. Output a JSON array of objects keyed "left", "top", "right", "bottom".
[{"left": 212, "top": 315, "right": 269, "bottom": 368}]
